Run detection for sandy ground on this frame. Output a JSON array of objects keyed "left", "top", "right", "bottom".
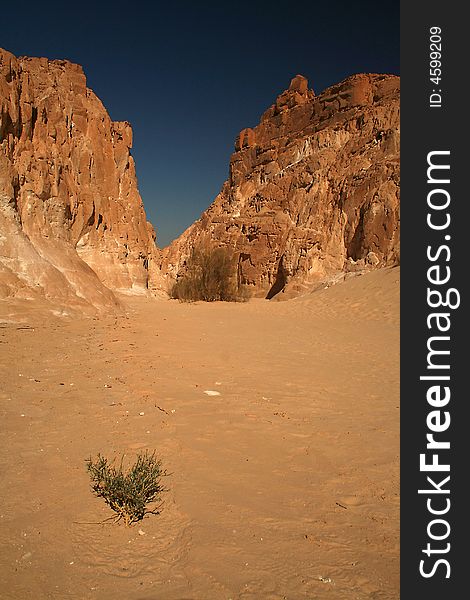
[{"left": 0, "top": 267, "right": 399, "bottom": 600}]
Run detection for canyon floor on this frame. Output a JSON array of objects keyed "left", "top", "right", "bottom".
[{"left": 0, "top": 267, "right": 399, "bottom": 600}]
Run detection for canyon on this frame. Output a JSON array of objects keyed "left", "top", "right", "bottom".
[
  {"left": 0, "top": 48, "right": 400, "bottom": 600},
  {"left": 1, "top": 48, "right": 399, "bottom": 308}
]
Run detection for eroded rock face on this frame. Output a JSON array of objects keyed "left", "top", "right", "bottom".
[
  {"left": 161, "top": 73, "right": 399, "bottom": 298},
  {"left": 0, "top": 48, "right": 158, "bottom": 312}
]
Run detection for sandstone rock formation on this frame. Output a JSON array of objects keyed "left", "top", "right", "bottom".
[
  {"left": 0, "top": 48, "right": 158, "bottom": 312},
  {"left": 161, "top": 73, "right": 400, "bottom": 298}
]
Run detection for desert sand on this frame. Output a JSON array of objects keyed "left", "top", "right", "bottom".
[{"left": 0, "top": 267, "right": 399, "bottom": 600}]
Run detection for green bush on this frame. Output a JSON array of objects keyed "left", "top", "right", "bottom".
[
  {"left": 86, "top": 451, "right": 168, "bottom": 526},
  {"left": 170, "top": 246, "right": 250, "bottom": 302}
]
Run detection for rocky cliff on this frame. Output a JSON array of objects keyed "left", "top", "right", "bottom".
[
  {"left": 161, "top": 73, "right": 399, "bottom": 298},
  {"left": 0, "top": 48, "right": 158, "bottom": 312}
]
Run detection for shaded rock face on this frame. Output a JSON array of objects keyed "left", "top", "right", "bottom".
[
  {"left": 161, "top": 73, "right": 399, "bottom": 298},
  {"left": 0, "top": 48, "right": 158, "bottom": 312}
]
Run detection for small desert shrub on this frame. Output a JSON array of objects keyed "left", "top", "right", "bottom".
[
  {"left": 170, "top": 246, "right": 250, "bottom": 302},
  {"left": 86, "top": 451, "right": 168, "bottom": 526}
]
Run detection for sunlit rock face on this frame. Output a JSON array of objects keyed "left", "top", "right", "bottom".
[
  {"left": 161, "top": 73, "right": 400, "bottom": 298},
  {"left": 0, "top": 48, "right": 159, "bottom": 311}
]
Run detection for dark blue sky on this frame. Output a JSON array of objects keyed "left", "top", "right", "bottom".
[{"left": 3, "top": 1, "right": 399, "bottom": 247}]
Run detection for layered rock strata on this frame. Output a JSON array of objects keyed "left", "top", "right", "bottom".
[
  {"left": 0, "top": 48, "right": 158, "bottom": 311},
  {"left": 161, "top": 73, "right": 400, "bottom": 298}
]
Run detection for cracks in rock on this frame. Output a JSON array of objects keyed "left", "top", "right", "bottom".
[
  {"left": 346, "top": 205, "right": 366, "bottom": 261},
  {"left": 64, "top": 204, "right": 72, "bottom": 221},
  {"left": 31, "top": 106, "right": 38, "bottom": 139},
  {"left": 266, "top": 254, "right": 287, "bottom": 299},
  {"left": 241, "top": 223, "right": 261, "bottom": 243},
  {"left": 0, "top": 107, "right": 19, "bottom": 142},
  {"left": 7, "top": 175, "right": 21, "bottom": 223}
]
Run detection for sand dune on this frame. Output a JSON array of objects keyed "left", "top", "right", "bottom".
[{"left": 0, "top": 267, "right": 399, "bottom": 599}]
